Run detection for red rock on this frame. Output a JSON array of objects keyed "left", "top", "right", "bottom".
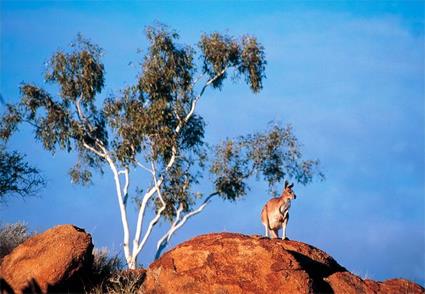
[
  {"left": 0, "top": 224, "right": 93, "bottom": 294},
  {"left": 142, "top": 232, "right": 345, "bottom": 294},
  {"left": 380, "top": 278, "right": 424, "bottom": 293},
  {"left": 325, "top": 269, "right": 424, "bottom": 294},
  {"left": 142, "top": 233, "right": 424, "bottom": 294},
  {"left": 325, "top": 271, "right": 379, "bottom": 293}
]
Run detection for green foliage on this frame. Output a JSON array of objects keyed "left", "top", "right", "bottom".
[
  {"left": 21, "top": 84, "right": 73, "bottom": 152},
  {"left": 0, "top": 222, "right": 31, "bottom": 260},
  {"left": 199, "top": 33, "right": 240, "bottom": 88},
  {"left": 199, "top": 33, "right": 266, "bottom": 91},
  {"left": 245, "top": 124, "right": 323, "bottom": 187},
  {"left": 0, "top": 104, "right": 22, "bottom": 141},
  {"left": 0, "top": 146, "right": 45, "bottom": 199},
  {"left": 158, "top": 158, "right": 199, "bottom": 220},
  {"left": 0, "top": 23, "right": 319, "bottom": 226},
  {"left": 140, "top": 25, "right": 194, "bottom": 103},
  {"left": 69, "top": 163, "right": 93, "bottom": 185},
  {"left": 239, "top": 36, "right": 266, "bottom": 92},
  {"left": 211, "top": 124, "right": 324, "bottom": 198},
  {"left": 210, "top": 139, "right": 249, "bottom": 200},
  {"left": 45, "top": 33, "right": 104, "bottom": 105}
]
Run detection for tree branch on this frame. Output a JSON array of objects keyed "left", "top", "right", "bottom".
[
  {"left": 177, "top": 66, "right": 228, "bottom": 134},
  {"left": 132, "top": 160, "right": 162, "bottom": 255},
  {"left": 105, "top": 155, "right": 132, "bottom": 267},
  {"left": 135, "top": 159, "right": 154, "bottom": 175},
  {"left": 154, "top": 191, "right": 219, "bottom": 259},
  {"left": 122, "top": 167, "right": 130, "bottom": 206},
  {"left": 82, "top": 141, "right": 106, "bottom": 158},
  {"left": 75, "top": 97, "right": 95, "bottom": 132},
  {"left": 166, "top": 67, "right": 229, "bottom": 172},
  {"left": 149, "top": 69, "right": 229, "bottom": 260},
  {"left": 189, "top": 73, "right": 206, "bottom": 91},
  {"left": 134, "top": 167, "right": 167, "bottom": 257}
]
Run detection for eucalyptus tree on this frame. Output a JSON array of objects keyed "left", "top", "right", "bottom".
[{"left": 0, "top": 26, "right": 321, "bottom": 269}]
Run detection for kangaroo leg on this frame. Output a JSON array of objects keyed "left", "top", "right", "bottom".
[
  {"left": 264, "top": 224, "right": 269, "bottom": 238},
  {"left": 261, "top": 206, "right": 271, "bottom": 238},
  {"left": 270, "top": 229, "right": 279, "bottom": 239},
  {"left": 282, "top": 213, "right": 289, "bottom": 240}
]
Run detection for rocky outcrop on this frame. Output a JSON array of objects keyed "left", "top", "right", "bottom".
[
  {"left": 142, "top": 232, "right": 424, "bottom": 294},
  {"left": 0, "top": 224, "right": 93, "bottom": 293},
  {"left": 325, "top": 271, "right": 424, "bottom": 294}
]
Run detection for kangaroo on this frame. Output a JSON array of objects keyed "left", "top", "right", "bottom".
[{"left": 261, "top": 180, "right": 296, "bottom": 240}]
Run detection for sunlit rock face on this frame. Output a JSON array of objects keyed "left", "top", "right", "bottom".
[{"left": 0, "top": 224, "right": 93, "bottom": 294}]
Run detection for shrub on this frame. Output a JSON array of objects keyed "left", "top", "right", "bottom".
[
  {"left": 0, "top": 222, "right": 31, "bottom": 261},
  {"left": 89, "top": 269, "right": 145, "bottom": 294},
  {"left": 91, "top": 247, "right": 122, "bottom": 279},
  {"left": 87, "top": 248, "right": 145, "bottom": 294},
  {"left": 86, "top": 248, "right": 145, "bottom": 294}
]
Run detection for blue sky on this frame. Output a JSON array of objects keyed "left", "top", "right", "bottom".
[{"left": 1, "top": 0, "right": 424, "bottom": 285}]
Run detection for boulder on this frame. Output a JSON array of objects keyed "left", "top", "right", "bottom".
[
  {"left": 325, "top": 271, "right": 424, "bottom": 294},
  {"left": 142, "top": 232, "right": 424, "bottom": 294},
  {"left": 142, "top": 232, "right": 345, "bottom": 294},
  {"left": 0, "top": 224, "right": 93, "bottom": 293}
]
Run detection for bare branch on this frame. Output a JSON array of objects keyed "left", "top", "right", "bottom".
[
  {"left": 75, "top": 97, "right": 95, "bottom": 133},
  {"left": 190, "top": 73, "right": 206, "bottom": 90},
  {"left": 135, "top": 159, "right": 154, "bottom": 175},
  {"left": 149, "top": 69, "right": 230, "bottom": 255},
  {"left": 155, "top": 192, "right": 219, "bottom": 259},
  {"left": 178, "top": 66, "right": 228, "bottom": 133},
  {"left": 105, "top": 155, "right": 132, "bottom": 267},
  {"left": 122, "top": 167, "right": 130, "bottom": 206},
  {"left": 76, "top": 98, "right": 109, "bottom": 157},
  {"left": 132, "top": 185, "right": 157, "bottom": 247},
  {"left": 82, "top": 141, "right": 106, "bottom": 158},
  {"left": 134, "top": 166, "right": 167, "bottom": 257},
  {"left": 166, "top": 67, "right": 229, "bottom": 172}
]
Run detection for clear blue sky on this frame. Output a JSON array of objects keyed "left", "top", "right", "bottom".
[{"left": 1, "top": 0, "right": 424, "bottom": 285}]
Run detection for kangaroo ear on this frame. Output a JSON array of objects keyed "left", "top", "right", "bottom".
[
  {"left": 289, "top": 183, "right": 294, "bottom": 188},
  {"left": 284, "top": 180, "right": 289, "bottom": 188}
]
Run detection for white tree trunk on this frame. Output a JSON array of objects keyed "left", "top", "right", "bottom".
[
  {"left": 154, "top": 192, "right": 218, "bottom": 259},
  {"left": 106, "top": 157, "right": 133, "bottom": 268},
  {"left": 80, "top": 68, "right": 230, "bottom": 269}
]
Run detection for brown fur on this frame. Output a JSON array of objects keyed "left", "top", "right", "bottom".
[{"left": 261, "top": 182, "right": 296, "bottom": 239}]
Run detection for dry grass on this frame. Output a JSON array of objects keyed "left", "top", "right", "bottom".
[
  {"left": 87, "top": 268, "right": 145, "bottom": 294},
  {"left": 85, "top": 248, "right": 145, "bottom": 293}
]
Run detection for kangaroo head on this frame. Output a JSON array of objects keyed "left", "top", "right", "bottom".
[{"left": 282, "top": 180, "right": 296, "bottom": 200}]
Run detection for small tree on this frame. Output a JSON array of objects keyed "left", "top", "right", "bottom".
[
  {"left": 0, "top": 222, "right": 32, "bottom": 260},
  {"left": 0, "top": 144, "right": 45, "bottom": 202},
  {"left": 0, "top": 99, "right": 45, "bottom": 201},
  {"left": 0, "top": 25, "right": 322, "bottom": 269}
]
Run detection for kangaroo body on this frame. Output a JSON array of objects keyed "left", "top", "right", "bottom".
[{"left": 261, "top": 181, "right": 296, "bottom": 240}]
